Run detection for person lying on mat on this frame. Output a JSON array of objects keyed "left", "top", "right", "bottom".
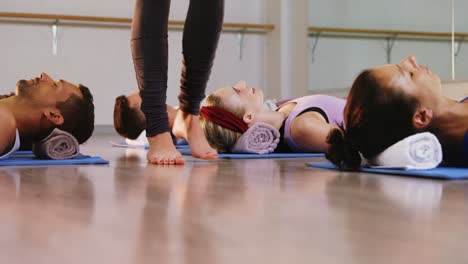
[
  {"left": 113, "top": 91, "right": 282, "bottom": 143},
  {"left": 199, "top": 80, "right": 346, "bottom": 153},
  {"left": 114, "top": 92, "right": 178, "bottom": 141},
  {"left": 0, "top": 73, "right": 95, "bottom": 160},
  {"left": 326, "top": 55, "right": 468, "bottom": 169}
]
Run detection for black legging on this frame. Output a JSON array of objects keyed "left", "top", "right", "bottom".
[{"left": 131, "top": 0, "right": 224, "bottom": 137}]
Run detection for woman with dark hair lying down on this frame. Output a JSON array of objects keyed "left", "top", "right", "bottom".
[{"left": 326, "top": 55, "right": 468, "bottom": 169}]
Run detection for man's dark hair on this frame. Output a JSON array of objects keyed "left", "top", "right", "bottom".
[
  {"left": 56, "top": 84, "right": 95, "bottom": 144},
  {"left": 113, "top": 95, "right": 146, "bottom": 140}
]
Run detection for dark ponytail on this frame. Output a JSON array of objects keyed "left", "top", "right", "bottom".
[
  {"left": 326, "top": 125, "right": 362, "bottom": 170},
  {"left": 327, "top": 69, "right": 420, "bottom": 170}
]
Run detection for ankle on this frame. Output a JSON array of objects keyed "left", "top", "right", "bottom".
[
  {"left": 177, "top": 109, "right": 200, "bottom": 117},
  {"left": 147, "top": 132, "right": 172, "bottom": 143}
]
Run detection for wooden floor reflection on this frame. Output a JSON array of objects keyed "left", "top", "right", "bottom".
[{"left": 1, "top": 131, "right": 468, "bottom": 264}]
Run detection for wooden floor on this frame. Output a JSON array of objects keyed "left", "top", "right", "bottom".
[{"left": 1, "top": 129, "right": 468, "bottom": 264}]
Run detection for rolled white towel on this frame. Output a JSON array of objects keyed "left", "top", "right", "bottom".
[
  {"left": 125, "top": 132, "right": 149, "bottom": 147},
  {"left": 368, "top": 132, "right": 443, "bottom": 170}
]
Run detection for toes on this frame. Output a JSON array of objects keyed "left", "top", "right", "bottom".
[
  {"left": 193, "top": 152, "right": 218, "bottom": 160},
  {"left": 148, "top": 156, "right": 168, "bottom": 165},
  {"left": 146, "top": 149, "right": 184, "bottom": 165},
  {"left": 175, "top": 156, "right": 185, "bottom": 165},
  {"left": 205, "top": 151, "right": 219, "bottom": 159},
  {"left": 203, "top": 154, "right": 218, "bottom": 160},
  {"left": 147, "top": 157, "right": 158, "bottom": 164}
]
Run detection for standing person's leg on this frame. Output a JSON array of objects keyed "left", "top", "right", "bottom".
[
  {"left": 131, "top": 0, "right": 184, "bottom": 165},
  {"left": 172, "top": 0, "right": 224, "bottom": 159}
]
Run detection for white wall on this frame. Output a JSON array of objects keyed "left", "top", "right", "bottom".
[
  {"left": 265, "top": 0, "right": 309, "bottom": 99},
  {"left": 3, "top": 1, "right": 465, "bottom": 125},
  {"left": 0, "top": 0, "right": 267, "bottom": 125},
  {"left": 308, "top": 0, "right": 468, "bottom": 92}
]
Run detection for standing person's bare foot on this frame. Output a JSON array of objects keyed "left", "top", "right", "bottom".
[
  {"left": 147, "top": 132, "right": 185, "bottom": 165},
  {"left": 172, "top": 110, "right": 218, "bottom": 160}
]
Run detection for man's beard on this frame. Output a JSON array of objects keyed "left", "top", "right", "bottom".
[{"left": 16, "top": 79, "right": 33, "bottom": 97}]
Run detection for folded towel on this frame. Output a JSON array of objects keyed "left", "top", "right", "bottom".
[
  {"left": 368, "top": 132, "right": 443, "bottom": 170},
  {"left": 32, "top": 128, "right": 80, "bottom": 160},
  {"left": 231, "top": 123, "right": 280, "bottom": 154},
  {"left": 125, "top": 132, "right": 149, "bottom": 147}
]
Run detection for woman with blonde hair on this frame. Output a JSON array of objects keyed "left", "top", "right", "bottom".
[{"left": 200, "top": 81, "right": 346, "bottom": 153}]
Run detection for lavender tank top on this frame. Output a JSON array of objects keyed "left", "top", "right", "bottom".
[{"left": 277, "top": 95, "right": 346, "bottom": 152}]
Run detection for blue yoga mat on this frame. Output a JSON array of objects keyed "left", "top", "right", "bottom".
[
  {"left": 111, "top": 141, "right": 189, "bottom": 149},
  {"left": 9, "top": 150, "right": 34, "bottom": 156},
  {"left": 306, "top": 162, "right": 468, "bottom": 180},
  {"left": 112, "top": 141, "right": 323, "bottom": 159},
  {"left": 177, "top": 147, "right": 324, "bottom": 159},
  {"left": 0, "top": 151, "right": 109, "bottom": 167}
]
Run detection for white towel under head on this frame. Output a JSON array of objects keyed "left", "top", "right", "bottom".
[
  {"left": 368, "top": 132, "right": 443, "bottom": 170},
  {"left": 125, "top": 132, "right": 148, "bottom": 147}
]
